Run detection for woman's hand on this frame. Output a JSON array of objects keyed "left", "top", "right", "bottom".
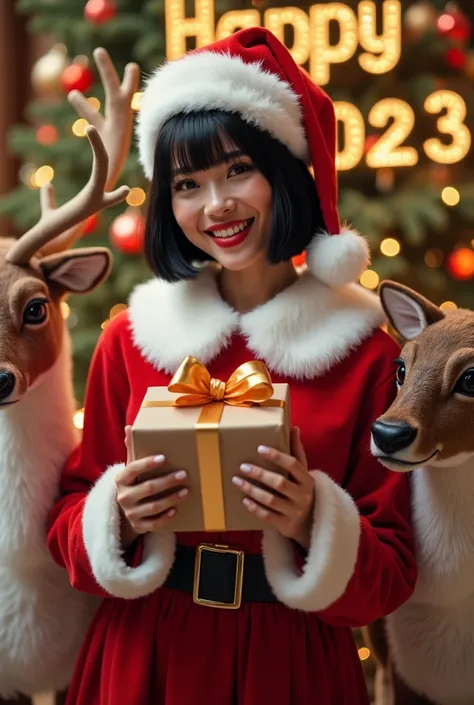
[
  {"left": 232, "top": 427, "right": 315, "bottom": 550},
  {"left": 115, "top": 426, "right": 189, "bottom": 548}
]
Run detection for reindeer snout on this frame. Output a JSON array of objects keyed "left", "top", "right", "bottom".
[
  {"left": 0, "top": 371, "right": 16, "bottom": 402},
  {"left": 371, "top": 421, "right": 417, "bottom": 455}
]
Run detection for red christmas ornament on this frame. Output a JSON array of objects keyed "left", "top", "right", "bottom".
[
  {"left": 84, "top": 0, "right": 116, "bottom": 24},
  {"left": 109, "top": 211, "right": 145, "bottom": 254},
  {"left": 36, "top": 124, "right": 59, "bottom": 145},
  {"left": 437, "top": 8, "right": 471, "bottom": 42},
  {"left": 83, "top": 213, "right": 99, "bottom": 235},
  {"left": 445, "top": 47, "right": 466, "bottom": 69},
  {"left": 447, "top": 248, "right": 474, "bottom": 280},
  {"left": 61, "top": 64, "right": 94, "bottom": 94}
]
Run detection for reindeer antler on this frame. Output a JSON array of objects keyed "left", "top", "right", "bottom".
[
  {"left": 68, "top": 48, "right": 139, "bottom": 193},
  {"left": 7, "top": 126, "right": 129, "bottom": 266},
  {"left": 38, "top": 49, "right": 140, "bottom": 257}
]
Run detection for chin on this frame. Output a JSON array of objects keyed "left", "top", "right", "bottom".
[
  {"left": 374, "top": 456, "right": 423, "bottom": 473},
  {"left": 370, "top": 437, "right": 441, "bottom": 471},
  {"left": 213, "top": 248, "right": 267, "bottom": 272}
]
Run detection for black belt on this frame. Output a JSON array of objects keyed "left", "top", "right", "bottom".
[{"left": 163, "top": 543, "right": 277, "bottom": 609}]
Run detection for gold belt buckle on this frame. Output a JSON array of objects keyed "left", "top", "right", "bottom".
[{"left": 193, "top": 543, "right": 245, "bottom": 609}]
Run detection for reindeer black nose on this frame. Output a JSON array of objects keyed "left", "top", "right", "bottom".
[
  {"left": 371, "top": 421, "right": 417, "bottom": 455},
  {"left": 0, "top": 371, "right": 16, "bottom": 402}
]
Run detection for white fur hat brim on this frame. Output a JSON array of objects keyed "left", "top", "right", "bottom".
[{"left": 136, "top": 50, "right": 308, "bottom": 180}]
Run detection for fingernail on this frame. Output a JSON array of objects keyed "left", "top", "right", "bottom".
[
  {"left": 232, "top": 476, "right": 244, "bottom": 486},
  {"left": 174, "top": 470, "right": 187, "bottom": 480},
  {"left": 178, "top": 488, "right": 188, "bottom": 498},
  {"left": 243, "top": 498, "right": 251, "bottom": 506},
  {"left": 258, "top": 445, "right": 270, "bottom": 455},
  {"left": 153, "top": 455, "right": 165, "bottom": 463},
  {"left": 240, "top": 463, "right": 252, "bottom": 473},
  {"left": 167, "top": 508, "right": 176, "bottom": 517}
]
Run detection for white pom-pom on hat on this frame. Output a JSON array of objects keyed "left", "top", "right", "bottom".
[{"left": 305, "top": 229, "right": 370, "bottom": 288}]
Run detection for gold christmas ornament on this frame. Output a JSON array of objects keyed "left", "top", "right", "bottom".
[
  {"left": 31, "top": 44, "right": 69, "bottom": 96},
  {"left": 404, "top": 2, "right": 437, "bottom": 34}
]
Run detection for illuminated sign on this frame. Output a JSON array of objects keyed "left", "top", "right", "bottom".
[{"left": 164, "top": 0, "right": 471, "bottom": 169}]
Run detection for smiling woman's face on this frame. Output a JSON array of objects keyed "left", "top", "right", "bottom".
[{"left": 170, "top": 135, "right": 273, "bottom": 272}]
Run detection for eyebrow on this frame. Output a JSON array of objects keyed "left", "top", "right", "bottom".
[{"left": 171, "top": 150, "right": 245, "bottom": 177}]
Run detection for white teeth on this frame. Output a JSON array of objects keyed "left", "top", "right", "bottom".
[{"left": 212, "top": 219, "right": 252, "bottom": 238}]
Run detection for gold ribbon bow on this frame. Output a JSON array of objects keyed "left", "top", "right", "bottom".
[
  {"left": 168, "top": 356, "right": 275, "bottom": 407},
  {"left": 142, "top": 356, "right": 283, "bottom": 531}
]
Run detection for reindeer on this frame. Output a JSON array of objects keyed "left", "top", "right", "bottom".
[
  {"left": 0, "top": 51, "right": 138, "bottom": 705},
  {"left": 366, "top": 280, "right": 474, "bottom": 705}
]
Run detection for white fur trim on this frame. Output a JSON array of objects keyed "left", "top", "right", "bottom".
[
  {"left": 0, "top": 339, "right": 94, "bottom": 697},
  {"left": 136, "top": 51, "right": 308, "bottom": 179},
  {"left": 128, "top": 267, "right": 238, "bottom": 375},
  {"left": 306, "top": 229, "right": 370, "bottom": 287},
  {"left": 385, "top": 457, "right": 474, "bottom": 704},
  {"left": 262, "top": 470, "right": 360, "bottom": 611},
  {"left": 128, "top": 266, "right": 385, "bottom": 379},
  {"left": 82, "top": 463, "right": 176, "bottom": 599}
]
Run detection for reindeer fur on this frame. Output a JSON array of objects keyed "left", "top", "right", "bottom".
[
  {"left": 367, "top": 282, "right": 474, "bottom": 705},
  {"left": 0, "top": 336, "right": 96, "bottom": 698}
]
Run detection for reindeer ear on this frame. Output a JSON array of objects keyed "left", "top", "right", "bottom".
[
  {"left": 38, "top": 247, "right": 112, "bottom": 294},
  {"left": 379, "top": 281, "right": 445, "bottom": 340}
]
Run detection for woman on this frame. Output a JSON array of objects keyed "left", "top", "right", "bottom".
[{"left": 47, "top": 27, "right": 417, "bottom": 705}]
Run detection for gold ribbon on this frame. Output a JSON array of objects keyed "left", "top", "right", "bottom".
[{"left": 142, "top": 356, "right": 282, "bottom": 531}]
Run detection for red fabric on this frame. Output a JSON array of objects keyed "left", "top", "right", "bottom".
[
  {"left": 47, "top": 312, "right": 416, "bottom": 705},
  {"left": 192, "top": 27, "right": 340, "bottom": 235}
]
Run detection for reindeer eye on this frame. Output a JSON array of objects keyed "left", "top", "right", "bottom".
[
  {"left": 394, "top": 359, "right": 406, "bottom": 386},
  {"left": 454, "top": 369, "right": 474, "bottom": 397},
  {"left": 23, "top": 298, "right": 48, "bottom": 326}
]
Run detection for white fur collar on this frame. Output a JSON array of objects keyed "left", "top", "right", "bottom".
[{"left": 128, "top": 266, "right": 385, "bottom": 379}]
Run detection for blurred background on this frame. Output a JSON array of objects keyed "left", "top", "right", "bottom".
[{"left": 0, "top": 0, "right": 473, "bottom": 694}]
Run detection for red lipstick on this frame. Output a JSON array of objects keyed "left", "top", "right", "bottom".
[{"left": 205, "top": 218, "right": 254, "bottom": 249}]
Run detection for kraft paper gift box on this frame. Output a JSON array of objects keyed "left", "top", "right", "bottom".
[{"left": 131, "top": 356, "right": 291, "bottom": 532}]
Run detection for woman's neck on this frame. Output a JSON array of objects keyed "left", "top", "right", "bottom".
[{"left": 218, "top": 259, "right": 298, "bottom": 314}]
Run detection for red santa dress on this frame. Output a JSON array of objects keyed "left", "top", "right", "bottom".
[{"left": 47, "top": 265, "right": 417, "bottom": 705}]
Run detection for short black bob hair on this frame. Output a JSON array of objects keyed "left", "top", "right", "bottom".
[{"left": 144, "top": 109, "right": 326, "bottom": 282}]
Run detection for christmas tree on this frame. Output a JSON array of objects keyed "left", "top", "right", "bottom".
[
  {"left": 1, "top": 0, "right": 474, "bottom": 401},
  {"left": 4, "top": 0, "right": 472, "bottom": 696}
]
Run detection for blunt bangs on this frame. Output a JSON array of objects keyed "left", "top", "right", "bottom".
[
  {"left": 155, "top": 111, "right": 247, "bottom": 184},
  {"left": 144, "top": 110, "right": 326, "bottom": 282}
]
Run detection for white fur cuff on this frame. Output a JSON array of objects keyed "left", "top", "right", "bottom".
[
  {"left": 82, "top": 464, "right": 176, "bottom": 599},
  {"left": 262, "top": 471, "right": 360, "bottom": 612}
]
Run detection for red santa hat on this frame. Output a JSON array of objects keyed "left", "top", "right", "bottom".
[{"left": 136, "top": 27, "right": 369, "bottom": 287}]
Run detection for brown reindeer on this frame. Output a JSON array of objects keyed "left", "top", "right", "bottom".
[
  {"left": 0, "top": 51, "right": 138, "bottom": 705},
  {"left": 366, "top": 280, "right": 474, "bottom": 705}
]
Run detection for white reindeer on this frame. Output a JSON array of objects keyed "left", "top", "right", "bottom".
[
  {"left": 366, "top": 280, "right": 474, "bottom": 705},
  {"left": 0, "top": 51, "right": 138, "bottom": 705}
]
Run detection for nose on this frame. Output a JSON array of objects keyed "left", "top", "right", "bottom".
[
  {"left": 0, "top": 371, "right": 15, "bottom": 402},
  {"left": 204, "top": 186, "right": 235, "bottom": 217},
  {"left": 371, "top": 421, "right": 418, "bottom": 455}
]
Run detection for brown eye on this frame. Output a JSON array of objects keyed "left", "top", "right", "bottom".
[
  {"left": 394, "top": 359, "right": 406, "bottom": 386},
  {"left": 23, "top": 299, "right": 48, "bottom": 325},
  {"left": 454, "top": 369, "right": 474, "bottom": 397}
]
